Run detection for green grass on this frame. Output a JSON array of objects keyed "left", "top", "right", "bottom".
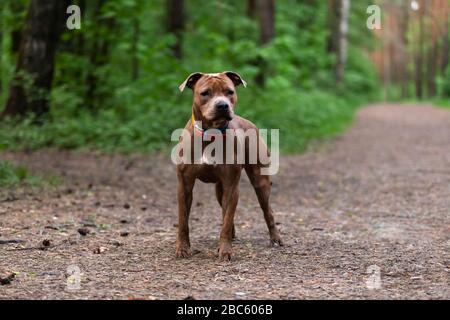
[
  {"left": 434, "top": 99, "right": 450, "bottom": 109},
  {"left": 397, "top": 98, "right": 450, "bottom": 110},
  {"left": 0, "top": 160, "right": 59, "bottom": 188}
]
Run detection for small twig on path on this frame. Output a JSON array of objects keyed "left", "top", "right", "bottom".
[
  {"left": 6, "top": 241, "right": 65, "bottom": 252},
  {"left": 0, "top": 239, "right": 25, "bottom": 245}
]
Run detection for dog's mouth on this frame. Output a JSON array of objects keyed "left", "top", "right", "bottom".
[
  {"left": 207, "top": 110, "right": 233, "bottom": 128},
  {"left": 211, "top": 118, "right": 229, "bottom": 129}
]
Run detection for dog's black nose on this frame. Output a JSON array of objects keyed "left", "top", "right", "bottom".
[{"left": 216, "top": 101, "right": 229, "bottom": 111}]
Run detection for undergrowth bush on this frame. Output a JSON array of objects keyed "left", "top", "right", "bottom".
[{"left": 0, "top": 160, "right": 43, "bottom": 187}]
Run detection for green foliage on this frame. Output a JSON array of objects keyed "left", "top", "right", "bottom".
[
  {"left": 0, "top": 160, "right": 42, "bottom": 187},
  {"left": 434, "top": 66, "right": 450, "bottom": 109},
  {"left": 0, "top": 86, "right": 362, "bottom": 153},
  {"left": 342, "top": 47, "right": 380, "bottom": 99},
  {"left": 0, "top": 0, "right": 381, "bottom": 154},
  {"left": 436, "top": 65, "right": 450, "bottom": 98}
]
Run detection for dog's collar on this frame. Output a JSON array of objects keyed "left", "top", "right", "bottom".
[{"left": 191, "top": 114, "right": 229, "bottom": 139}]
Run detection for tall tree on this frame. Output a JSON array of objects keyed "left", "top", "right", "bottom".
[
  {"left": 85, "top": 0, "right": 116, "bottom": 110},
  {"left": 400, "top": 0, "right": 410, "bottom": 98},
  {"left": 381, "top": 2, "right": 392, "bottom": 100},
  {"left": 335, "top": 0, "right": 350, "bottom": 84},
  {"left": 74, "top": 0, "right": 86, "bottom": 56},
  {"left": 426, "top": 0, "right": 445, "bottom": 98},
  {"left": 415, "top": 0, "right": 425, "bottom": 99},
  {"left": 166, "top": 0, "right": 185, "bottom": 59},
  {"left": 0, "top": 1, "right": 4, "bottom": 92},
  {"left": 441, "top": 3, "right": 449, "bottom": 75},
  {"left": 258, "top": 0, "right": 275, "bottom": 45},
  {"left": 247, "top": 0, "right": 257, "bottom": 19},
  {"left": 255, "top": 0, "right": 275, "bottom": 87},
  {"left": 2, "top": 0, "right": 69, "bottom": 118},
  {"left": 426, "top": 45, "right": 437, "bottom": 98},
  {"left": 327, "top": 0, "right": 340, "bottom": 54}
]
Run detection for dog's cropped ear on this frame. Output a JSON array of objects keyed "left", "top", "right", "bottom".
[
  {"left": 224, "top": 71, "right": 247, "bottom": 88},
  {"left": 179, "top": 72, "right": 204, "bottom": 92}
]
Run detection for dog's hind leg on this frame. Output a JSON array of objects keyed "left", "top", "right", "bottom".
[
  {"left": 216, "top": 182, "right": 236, "bottom": 239},
  {"left": 245, "top": 165, "right": 284, "bottom": 246}
]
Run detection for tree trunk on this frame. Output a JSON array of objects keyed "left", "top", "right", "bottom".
[
  {"left": 0, "top": 2, "right": 4, "bottom": 92},
  {"left": 255, "top": 0, "right": 275, "bottom": 87},
  {"left": 427, "top": 42, "right": 438, "bottom": 98},
  {"left": 442, "top": 11, "right": 449, "bottom": 74},
  {"left": 68, "top": 0, "right": 85, "bottom": 86},
  {"left": 86, "top": 0, "right": 103, "bottom": 110},
  {"left": 76, "top": 0, "right": 86, "bottom": 56},
  {"left": 86, "top": 0, "right": 115, "bottom": 110},
  {"left": 426, "top": 0, "right": 440, "bottom": 98},
  {"left": 258, "top": 0, "right": 275, "bottom": 45},
  {"left": 400, "top": 0, "right": 410, "bottom": 98},
  {"left": 382, "top": 3, "right": 391, "bottom": 100},
  {"left": 247, "top": 0, "right": 257, "bottom": 19},
  {"left": 327, "top": 0, "right": 340, "bottom": 54},
  {"left": 166, "top": 0, "right": 185, "bottom": 59},
  {"left": 2, "top": 0, "right": 69, "bottom": 118},
  {"left": 336, "top": 0, "right": 350, "bottom": 84},
  {"left": 415, "top": 0, "right": 425, "bottom": 99}
]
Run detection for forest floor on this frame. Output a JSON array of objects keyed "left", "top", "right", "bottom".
[{"left": 0, "top": 103, "right": 449, "bottom": 299}]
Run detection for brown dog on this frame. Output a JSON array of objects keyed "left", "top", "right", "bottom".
[{"left": 176, "top": 71, "right": 283, "bottom": 261}]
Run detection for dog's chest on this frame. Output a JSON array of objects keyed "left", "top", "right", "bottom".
[
  {"left": 200, "top": 153, "right": 218, "bottom": 166},
  {"left": 196, "top": 164, "right": 221, "bottom": 183}
]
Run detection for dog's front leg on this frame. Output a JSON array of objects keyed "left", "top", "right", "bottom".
[
  {"left": 176, "top": 171, "right": 195, "bottom": 258},
  {"left": 218, "top": 170, "right": 241, "bottom": 261}
]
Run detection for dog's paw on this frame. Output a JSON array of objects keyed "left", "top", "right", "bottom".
[
  {"left": 175, "top": 245, "right": 192, "bottom": 258},
  {"left": 270, "top": 234, "right": 284, "bottom": 247},
  {"left": 218, "top": 242, "right": 233, "bottom": 262}
]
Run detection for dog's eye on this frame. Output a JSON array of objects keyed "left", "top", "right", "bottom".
[
  {"left": 200, "top": 91, "right": 210, "bottom": 97},
  {"left": 227, "top": 90, "right": 235, "bottom": 96}
]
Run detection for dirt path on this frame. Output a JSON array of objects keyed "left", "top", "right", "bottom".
[{"left": 0, "top": 104, "right": 449, "bottom": 299}]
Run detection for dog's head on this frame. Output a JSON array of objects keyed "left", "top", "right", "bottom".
[{"left": 179, "top": 71, "right": 246, "bottom": 128}]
